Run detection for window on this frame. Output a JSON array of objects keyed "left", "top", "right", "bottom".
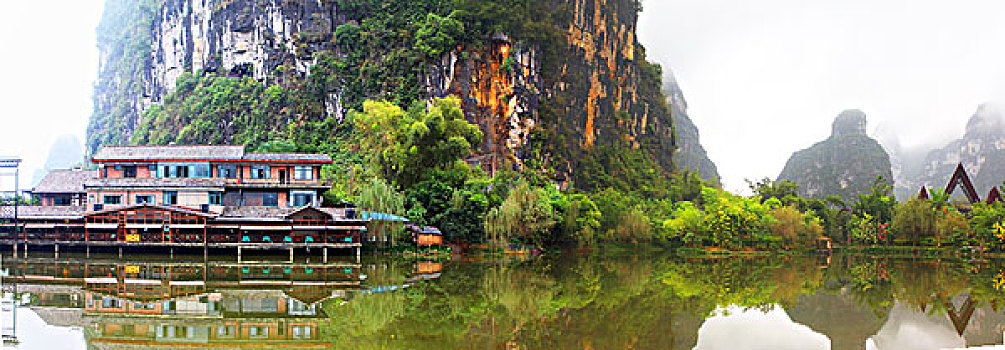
[
  {"left": 262, "top": 193, "right": 279, "bottom": 207},
  {"left": 160, "top": 165, "right": 187, "bottom": 178},
  {"left": 163, "top": 191, "right": 178, "bottom": 205},
  {"left": 122, "top": 166, "right": 137, "bottom": 178},
  {"left": 193, "top": 164, "right": 210, "bottom": 177},
  {"left": 209, "top": 192, "right": 222, "bottom": 205},
  {"left": 290, "top": 191, "right": 316, "bottom": 207},
  {"left": 159, "top": 326, "right": 192, "bottom": 339},
  {"left": 293, "top": 166, "right": 313, "bottom": 180},
  {"left": 135, "top": 195, "right": 155, "bottom": 205},
  {"left": 158, "top": 162, "right": 209, "bottom": 178},
  {"left": 217, "top": 325, "right": 236, "bottom": 338},
  {"left": 250, "top": 165, "right": 270, "bottom": 179},
  {"left": 219, "top": 165, "right": 238, "bottom": 179},
  {"left": 288, "top": 299, "right": 316, "bottom": 315},
  {"left": 101, "top": 298, "right": 122, "bottom": 308},
  {"left": 242, "top": 192, "right": 279, "bottom": 207},
  {"left": 291, "top": 326, "right": 313, "bottom": 339},
  {"left": 103, "top": 195, "right": 122, "bottom": 205},
  {"left": 148, "top": 165, "right": 157, "bottom": 173},
  {"left": 248, "top": 326, "right": 269, "bottom": 339},
  {"left": 133, "top": 302, "right": 157, "bottom": 310},
  {"left": 52, "top": 196, "right": 71, "bottom": 206}
]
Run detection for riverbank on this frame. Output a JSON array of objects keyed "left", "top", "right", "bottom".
[{"left": 363, "top": 240, "right": 1005, "bottom": 261}]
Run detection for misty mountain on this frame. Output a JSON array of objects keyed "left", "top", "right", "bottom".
[
  {"left": 777, "top": 110, "right": 893, "bottom": 200},
  {"left": 664, "top": 70, "right": 720, "bottom": 185},
  {"left": 897, "top": 103, "right": 1005, "bottom": 199},
  {"left": 30, "top": 134, "right": 84, "bottom": 186}
]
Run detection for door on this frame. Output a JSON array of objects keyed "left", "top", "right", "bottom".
[{"left": 279, "top": 169, "right": 288, "bottom": 184}]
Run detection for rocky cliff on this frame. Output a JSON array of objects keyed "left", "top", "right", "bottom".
[
  {"left": 87, "top": 0, "right": 676, "bottom": 190},
  {"left": 86, "top": 0, "right": 162, "bottom": 154},
  {"left": 664, "top": 71, "right": 719, "bottom": 184},
  {"left": 910, "top": 103, "right": 1005, "bottom": 196},
  {"left": 777, "top": 110, "right": 893, "bottom": 199}
]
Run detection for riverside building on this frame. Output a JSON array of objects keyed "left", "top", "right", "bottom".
[{"left": 1, "top": 145, "right": 365, "bottom": 258}]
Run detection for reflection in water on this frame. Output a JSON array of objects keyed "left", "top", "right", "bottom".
[
  {"left": 11, "top": 253, "right": 366, "bottom": 349},
  {"left": 696, "top": 306, "right": 829, "bottom": 350},
  {"left": 7, "top": 252, "right": 1005, "bottom": 349},
  {"left": 867, "top": 301, "right": 966, "bottom": 350}
]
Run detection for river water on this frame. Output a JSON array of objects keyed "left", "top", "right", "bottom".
[{"left": 3, "top": 250, "right": 1005, "bottom": 349}]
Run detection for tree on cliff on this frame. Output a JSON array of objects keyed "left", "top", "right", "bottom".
[{"left": 351, "top": 96, "right": 483, "bottom": 187}]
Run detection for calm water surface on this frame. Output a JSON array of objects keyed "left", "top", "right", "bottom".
[{"left": 4, "top": 250, "right": 1005, "bottom": 350}]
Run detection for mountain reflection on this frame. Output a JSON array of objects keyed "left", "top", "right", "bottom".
[{"left": 7, "top": 252, "right": 1005, "bottom": 349}]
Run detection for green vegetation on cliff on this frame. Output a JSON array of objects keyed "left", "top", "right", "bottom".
[{"left": 86, "top": 0, "right": 162, "bottom": 153}]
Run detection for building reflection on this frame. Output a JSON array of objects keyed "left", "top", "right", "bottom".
[{"left": 4, "top": 255, "right": 431, "bottom": 349}]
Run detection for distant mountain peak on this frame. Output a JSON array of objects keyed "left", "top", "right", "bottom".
[
  {"left": 965, "top": 102, "right": 1005, "bottom": 137},
  {"left": 778, "top": 110, "right": 893, "bottom": 199},
  {"left": 832, "top": 109, "right": 868, "bottom": 137}
]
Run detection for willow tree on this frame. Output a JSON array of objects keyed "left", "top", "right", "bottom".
[
  {"left": 484, "top": 183, "right": 556, "bottom": 248},
  {"left": 357, "top": 178, "right": 407, "bottom": 246}
]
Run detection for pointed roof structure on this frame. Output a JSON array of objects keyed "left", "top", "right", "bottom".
[
  {"left": 987, "top": 187, "right": 1003, "bottom": 204},
  {"left": 946, "top": 295, "right": 977, "bottom": 336},
  {"left": 945, "top": 163, "right": 980, "bottom": 204},
  {"left": 917, "top": 186, "right": 930, "bottom": 200}
]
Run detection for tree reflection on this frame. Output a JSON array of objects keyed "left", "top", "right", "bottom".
[{"left": 319, "top": 253, "right": 1005, "bottom": 349}]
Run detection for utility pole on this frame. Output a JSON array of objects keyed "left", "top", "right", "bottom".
[{"left": 0, "top": 159, "right": 21, "bottom": 256}]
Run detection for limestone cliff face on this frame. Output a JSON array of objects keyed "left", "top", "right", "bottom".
[
  {"left": 426, "top": 0, "right": 674, "bottom": 183},
  {"left": 912, "top": 104, "right": 1005, "bottom": 194},
  {"left": 427, "top": 36, "right": 542, "bottom": 167},
  {"left": 88, "top": 0, "right": 675, "bottom": 183},
  {"left": 664, "top": 71, "right": 719, "bottom": 184},
  {"left": 777, "top": 110, "right": 893, "bottom": 199},
  {"left": 145, "top": 0, "right": 340, "bottom": 116},
  {"left": 554, "top": 0, "right": 675, "bottom": 173}
]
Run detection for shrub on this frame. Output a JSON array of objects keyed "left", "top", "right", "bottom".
[
  {"left": 612, "top": 207, "right": 653, "bottom": 243},
  {"left": 891, "top": 199, "right": 935, "bottom": 245},
  {"left": 769, "top": 206, "right": 822, "bottom": 247}
]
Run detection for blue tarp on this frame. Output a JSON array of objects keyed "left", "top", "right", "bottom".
[{"left": 360, "top": 211, "right": 409, "bottom": 222}]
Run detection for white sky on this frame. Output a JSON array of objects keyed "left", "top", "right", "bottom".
[
  {"left": 2, "top": 0, "right": 1005, "bottom": 194},
  {"left": 639, "top": 0, "right": 1005, "bottom": 192},
  {"left": 0, "top": 0, "right": 104, "bottom": 191}
]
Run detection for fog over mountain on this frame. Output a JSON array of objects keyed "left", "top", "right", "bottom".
[
  {"left": 30, "top": 134, "right": 85, "bottom": 187},
  {"left": 889, "top": 103, "right": 1005, "bottom": 199},
  {"left": 638, "top": 0, "right": 1005, "bottom": 193}
]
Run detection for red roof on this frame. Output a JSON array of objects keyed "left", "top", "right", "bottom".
[{"left": 987, "top": 187, "right": 1002, "bottom": 204}]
